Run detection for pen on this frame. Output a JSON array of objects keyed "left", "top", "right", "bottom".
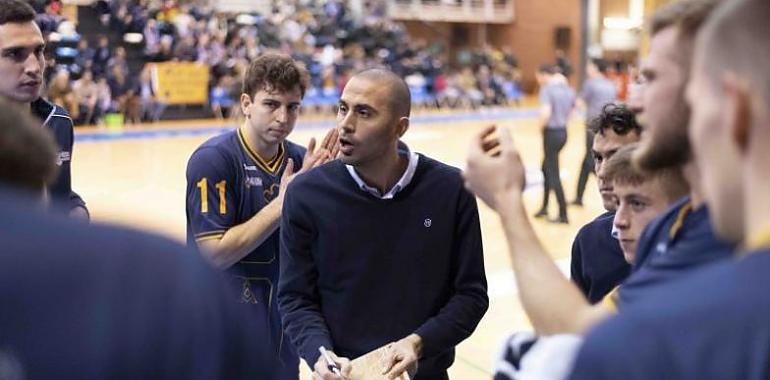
[{"left": 319, "top": 346, "right": 343, "bottom": 376}]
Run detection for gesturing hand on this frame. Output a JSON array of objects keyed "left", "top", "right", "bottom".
[{"left": 463, "top": 125, "right": 527, "bottom": 211}]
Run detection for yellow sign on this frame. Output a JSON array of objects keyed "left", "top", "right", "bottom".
[{"left": 150, "top": 63, "right": 209, "bottom": 105}]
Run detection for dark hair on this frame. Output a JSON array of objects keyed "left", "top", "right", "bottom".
[
  {"left": 590, "top": 103, "right": 642, "bottom": 136},
  {"left": 538, "top": 64, "right": 556, "bottom": 75},
  {"left": 242, "top": 53, "right": 310, "bottom": 99},
  {"left": 591, "top": 58, "right": 608, "bottom": 74},
  {"left": 0, "top": 98, "right": 58, "bottom": 191},
  {"left": 0, "top": 0, "right": 36, "bottom": 25}
]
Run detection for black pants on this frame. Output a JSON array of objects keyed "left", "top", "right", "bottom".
[
  {"left": 541, "top": 128, "right": 568, "bottom": 218},
  {"left": 575, "top": 128, "right": 595, "bottom": 203}
]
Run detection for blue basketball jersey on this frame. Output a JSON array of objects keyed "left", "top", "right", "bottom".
[{"left": 185, "top": 127, "right": 305, "bottom": 378}]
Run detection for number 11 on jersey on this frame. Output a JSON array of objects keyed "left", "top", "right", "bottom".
[{"left": 197, "top": 178, "right": 227, "bottom": 214}]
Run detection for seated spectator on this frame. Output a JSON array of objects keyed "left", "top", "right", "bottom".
[
  {"left": 107, "top": 65, "right": 140, "bottom": 124},
  {"left": 173, "top": 35, "right": 197, "bottom": 62},
  {"left": 457, "top": 66, "right": 483, "bottom": 109},
  {"left": 138, "top": 67, "right": 164, "bottom": 122},
  {"left": 72, "top": 70, "right": 101, "bottom": 125},
  {"left": 74, "top": 39, "right": 95, "bottom": 76},
  {"left": 209, "top": 75, "right": 234, "bottom": 119},
  {"left": 92, "top": 35, "right": 111, "bottom": 77},
  {"left": 47, "top": 70, "right": 79, "bottom": 120},
  {"left": 95, "top": 76, "right": 112, "bottom": 123}
]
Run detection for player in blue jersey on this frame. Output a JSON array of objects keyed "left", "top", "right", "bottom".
[
  {"left": 0, "top": 0, "right": 88, "bottom": 219},
  {"left": 185, "top": 53, "right": 338, "bottom": 379},
  {"left": 570, "top": 1, "right": 770, "bottom": 378}
]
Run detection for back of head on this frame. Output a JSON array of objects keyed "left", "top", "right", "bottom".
[
  {"left": 590, "top": 104, "right": 642, "bottom": 137},
  {"left": 604, "top": 144, "right": 689, "bottom": 202},
  {"left": 353, "top": 68, "right": 411, "bottom": 118},
  {"left": 591, "top": 58, "right": 608, "bottom": 75},
  {"left": 0, "top": 0, "right": 36, "bottom": 26},
  {"left": 242, "top": 53, "right": 310, "bottom": 99},
  {"left": 698, "top": 0, "right": 770, "bottom": 111},
  {"left": 0, "top": 98, "right": 58, "bottom": 192}
]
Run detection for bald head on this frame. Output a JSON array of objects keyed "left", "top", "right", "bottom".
[
  {"left": 352, "top": 68, "right": 411, "bottom": 118},
  {"left": 698, "top": 0, "right": 770, "bottom": 109}
]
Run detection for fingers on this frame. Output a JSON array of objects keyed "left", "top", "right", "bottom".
[
  {"left": 320, "top": 128, "right": 339, "bottom": 151},
  {"left": 381, "top": 347, "right": 397, "bottom": 375},
  {"left": 282, "top": 158, "right": 295, "bottom": 181},
  {"left": 469, "top": 125, "right": 497, "bottom": 156},
  {"left": 306, "top": 137, "right": 318, "bottom": 156},
  {"left": 386, "top": 359, "right": 413, "bottom": 380},
  {"left": 330, "top": 136, "right": 341, "bottom": 159}
]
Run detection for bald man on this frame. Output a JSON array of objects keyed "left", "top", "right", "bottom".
[{"left": 277, "top": 69, "right": 488, "bottom": 380}]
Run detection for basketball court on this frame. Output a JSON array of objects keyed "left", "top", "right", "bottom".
[{"left": 73, "top": 105, "right": 605, "bottom": 378}]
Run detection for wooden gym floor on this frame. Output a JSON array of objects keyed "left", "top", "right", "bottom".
[{"left": 72, "top": 106, "right": 605, "bottom": 378}]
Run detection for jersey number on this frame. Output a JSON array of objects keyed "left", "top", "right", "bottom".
[{"left": 197, "top": 178, "right": 227, "bottom": 214}]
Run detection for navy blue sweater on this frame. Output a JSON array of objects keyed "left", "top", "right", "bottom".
[
  {"left": 570, "top": 212, "right": 631, "bottom": 304},
  {"left": 278, "top": 156, "right": 488, "bottom": 378}
]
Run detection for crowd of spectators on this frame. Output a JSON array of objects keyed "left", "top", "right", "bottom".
[{"left": 38, "top": 0, "right": 525, "bottom": 125}]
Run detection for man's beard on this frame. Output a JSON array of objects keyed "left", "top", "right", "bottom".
[{"left": 634, "top": 95, "right": 692, "bottom": 171}]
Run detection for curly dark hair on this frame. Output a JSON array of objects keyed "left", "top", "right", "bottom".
[
  {"left": 242, "top": 53, "right": 310, "bottom": 99},
  {"left": 589, "top": 103, "right": 642, "bottom": 137},
  {"left": 0, "top": 0, "right": 36, "bottom": 26}
]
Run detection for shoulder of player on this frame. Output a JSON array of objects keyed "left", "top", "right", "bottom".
[
  {"left": 289, "top": 159, "right": 342, "bottom": 190},
  {"left": 578, "top": 212, "right": 614, "bottom": 236},
  {"left": 187, "top": 133, "right": 240, "bottom": 167}
]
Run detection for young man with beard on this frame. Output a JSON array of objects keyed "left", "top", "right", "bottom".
[
  {"left": 185, "top": 54, "right": 337, "bottom": 379},
  {"left": 278, "top": 69, "right": 488, "bottom": 380},
  {"left": 569, "top": 1, "right": 770, "bottom": 377},
  {"left": 0, "top": 0, "right": 88, "bottom": 219}
]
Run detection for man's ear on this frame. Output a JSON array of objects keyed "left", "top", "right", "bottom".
[
  {"left": 240, "top": 93, "right": 252, "bottom": 118},
  {"left": 397, "top": 117, "right": 410, "bottom": 138},
  {"left": 722, "top": 72, "right": 752, "bottom": 155}
]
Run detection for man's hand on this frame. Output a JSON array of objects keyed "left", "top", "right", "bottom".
[
  {"left": 382, "top": 334, "right": 422, "bottom": 380},
  {"left": 463, "top": 125, "right": 526, "bottom": 211},
  {"left": 313, "top": 350, "right": 352, "bottom": 380}
]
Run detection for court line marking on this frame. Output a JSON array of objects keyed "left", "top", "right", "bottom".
[{"left": 74, "top": 108, "right": 541, "bottom": 143}]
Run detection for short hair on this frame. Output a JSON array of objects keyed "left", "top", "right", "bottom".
[
  {"left": 649, "top": 0, "right": 721, "bottom": 68},
  {"left": 0, "top": 98, "right": 58, "bottom": 191},
  {"left": 589, "top": 103, "right": 642, "bottom": 137},
  {"left": 604, "top": 143, "right": 689, "bottom": 200},
  {"left": 242, "top": 53, "right": 310, "bottom": 99},
  {"left": 591, "top": 58, "right": 608, "bottom": 74},
  {"left": 0, "top": 0, "right": 36, "bottom": 25},
  {"left": 698, "top": 0, "right": 770, "bottom": 109},
  {"left": 538, "top": 64, "right": 557, "bottom": 75},
  {"left": 353, "top": 68, "right": 411, "bottom": 118}
]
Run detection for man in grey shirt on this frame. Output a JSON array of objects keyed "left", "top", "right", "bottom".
[
  {"left": 573, "top": 59, "right": 618, "bottom": 205},
  {"left": 535, "top": 64, "right": 576, "bottom": 224}
]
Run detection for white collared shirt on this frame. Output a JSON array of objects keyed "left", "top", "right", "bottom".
[{"left": 346, "top": 147, "right": 420, "bottom": 199}]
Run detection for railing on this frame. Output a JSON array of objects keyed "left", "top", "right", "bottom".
[{"left": 387, "top": 0, "right": 515, "bottom": 24}]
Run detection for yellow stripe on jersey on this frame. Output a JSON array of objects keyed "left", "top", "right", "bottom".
[
  {"left": 195, "top": 230, "right": 226, "bottom": 242},
  {"left": 746, "top": 227, "right": 770, "bottom": 251},
  {"left": 600, "top": 286, "right": 621, "bottom": 313},
  {"left": 669, "top": 201, "right": 694, "bottom": 240},
  {"left": 237, "top": 128, "right": 286, "bottom": 175}
]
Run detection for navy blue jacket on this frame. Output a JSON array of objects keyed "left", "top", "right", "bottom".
[
  {"left": 0, "top": 186, "right": 273, "bottom": 379},
  {"left": 571, "top": 249, "right": 770, "bottom": 380},
  {"left": 570, "top": 212, "right": 630, "bottom": 304},
  {"left": 278, "top": 157, "right": 488, "bottom": 378},
  {"left": 31, "top": 98, "right": 87, "bottom": 215}
]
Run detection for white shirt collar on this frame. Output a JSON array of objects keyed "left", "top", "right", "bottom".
[{"left": 346, "top": 145, "right": 419, "bottom": 199}]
